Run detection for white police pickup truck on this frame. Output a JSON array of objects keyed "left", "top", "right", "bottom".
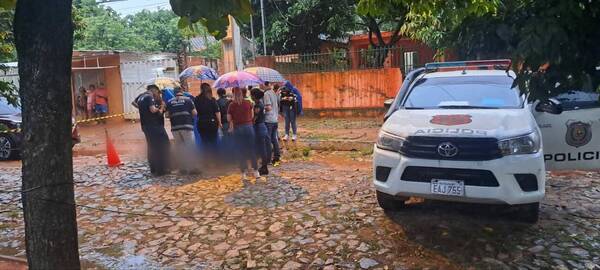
[{"left": 374, "top": 60, "right": 600, "bottom": 222}]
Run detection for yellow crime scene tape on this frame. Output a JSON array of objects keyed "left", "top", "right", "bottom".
[
  {"left": 75, "top": 111, "right": 137, "bottom": 124},
  {"left": 0, "top": 111, "right": 139, "bottom": 134}
]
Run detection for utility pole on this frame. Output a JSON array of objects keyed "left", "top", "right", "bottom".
[
  {"left": 250, "top": 15, "right": 256, "bottom": 58},
  {"left": 260, "top": 0, "right": 267, "bottom": 55}
]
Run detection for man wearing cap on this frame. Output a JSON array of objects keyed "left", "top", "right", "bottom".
[
  {"left": 138, "top": 84, "right": 170, "bottom": 176},
  {"left": 166, "top": 87, "right": 199, "bottom": 175}
]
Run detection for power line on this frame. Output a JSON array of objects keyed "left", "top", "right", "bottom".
[{"left": 271, "top": 0, "right": 301, "bottom": 27}]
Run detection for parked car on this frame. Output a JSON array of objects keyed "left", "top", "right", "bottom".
[
  {"left": 374, "top": 60, "right": 600, "bottom": 223},
  {"left": 0, "top": 98, "right": 80, "bottom": 161}
]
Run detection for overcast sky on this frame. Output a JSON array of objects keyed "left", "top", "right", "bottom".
[{"left": 101, "top": 0, "right": 171, "bottom": 16}]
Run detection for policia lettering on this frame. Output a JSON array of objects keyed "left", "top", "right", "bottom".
[
  {"left": 546, "top": 120, "right": 597, "bottom": 162},
  {"left": 415, "top": 128, "right": 487, "bottom": 136},
  {"left": 545, "top": 151, "right": 600, "bottom": 162}
]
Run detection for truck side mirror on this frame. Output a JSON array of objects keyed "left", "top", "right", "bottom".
[
  {"left": 535, "top": 98, "right": 563, "bottom": 114},
  {"left": 384, "top": 99, "right": 394, "bottom": 110}
]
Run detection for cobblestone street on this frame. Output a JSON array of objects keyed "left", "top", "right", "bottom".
[{"left": 1, "top": 148, "right": 599, "bottom": 269}]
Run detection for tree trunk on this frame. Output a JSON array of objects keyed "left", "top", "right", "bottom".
[
  {"left": 177, "top": 42, "right": 188, "bottom": 90},
  {"left": 14, "top": 0, "right": 81, "bottom": 269}
]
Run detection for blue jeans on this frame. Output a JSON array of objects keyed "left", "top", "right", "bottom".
[
  {"left": 283, "top": 105, "right": 297, "bottom": 135},
  {"left": 265, "top": 122, "right": 280, "bottom": 161},
  {"left": 219, "top": 122, "right": 231, "bottom": 159},
  {"left": 95, "top": 104, "right": 108, "bottom": 114},
  {"left": 254, "top": 123, "right": 269, "bottom": 167},
  {"left": 234, "top": 124, "right": 257, "bottom": 172}
]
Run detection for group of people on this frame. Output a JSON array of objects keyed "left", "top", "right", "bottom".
[
  {"left": 76, "top": 83, "right": 109, "bottom": 122},
  {"left": 135, "top": 81, "right": 300, "bottom": 184}
]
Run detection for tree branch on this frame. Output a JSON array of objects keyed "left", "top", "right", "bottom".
[
  {"left": 368, "top": 28, "right": 376, "bottom": 47},
  {"left": 366, "top": 15, "right": 386, "bottom": 48},
  {"left": 389, "top": 20, "right": 404, "bottom": 46}
]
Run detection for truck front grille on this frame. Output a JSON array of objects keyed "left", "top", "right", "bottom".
[
  {"left": 401, "top": 166, "right": 499, "bottom": 187},
  {"left": 400, "top": 136, "right": 502, "bottom": 161}
]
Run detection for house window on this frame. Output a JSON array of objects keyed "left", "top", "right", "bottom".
[{"left": 403, "top": 51, "right": 419, "bottom": 72}]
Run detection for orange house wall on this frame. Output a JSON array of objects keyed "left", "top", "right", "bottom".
[{"left": 284, "top": 68, "right": 402, "bottom": 110}]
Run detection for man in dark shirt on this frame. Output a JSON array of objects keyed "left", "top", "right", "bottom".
[
  {"left": 166, "top": 87, "right": 198, "bottom": 174},
  {"left": 216, "top": 88, "right": 230, "bottom": 133},
  {"left": 251, "top": 88, "right": 269, "bottom": 175},
  {"left": 216, "top": 88, "right": 231, "bottom": 159},
  {"left": 138, "top": 84, "right": 170, "bottom": 176}
]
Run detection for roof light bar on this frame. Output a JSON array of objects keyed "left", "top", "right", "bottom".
[{"left": 425, "top": 59, "right": 512, "bottom": 72}]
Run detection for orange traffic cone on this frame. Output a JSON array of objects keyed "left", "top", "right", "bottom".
[{"left": 105, "top": 129, "right": 122, "bottom": 167}]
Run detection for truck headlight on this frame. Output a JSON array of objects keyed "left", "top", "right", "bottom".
[
  {"left": 498, "top": 132, "right": 540, "bottom": 155},
  {"left": 376, "top": 131, "right": 405, "bottom": 152}
]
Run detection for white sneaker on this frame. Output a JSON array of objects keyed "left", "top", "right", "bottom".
[
  {"left": 283, "top": 134, "right": 289, "bottom": 141},
  {"left": 253, "top": 170, "right": 261, "bottom": 179},
  {"left": 292, "top": 134, "right": 297, "bottom": 141}
]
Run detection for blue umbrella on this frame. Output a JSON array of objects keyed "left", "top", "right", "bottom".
[{"left": 179, "top": 65, "right": 219, "bottom": 81}]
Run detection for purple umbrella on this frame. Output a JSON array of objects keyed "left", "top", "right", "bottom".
[{"left": 213, "top": 71, "right": 263, "bottom": 89}]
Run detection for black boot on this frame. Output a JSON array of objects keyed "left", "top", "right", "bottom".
[{"left": 259, "top": 165, "right": 269, "bottom": 176}]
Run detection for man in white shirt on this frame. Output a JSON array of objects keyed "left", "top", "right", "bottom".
[{"left": 263, "top": 82, "right": 281, "bottom": 164}]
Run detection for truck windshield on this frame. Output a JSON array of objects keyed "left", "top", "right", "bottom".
[{"left": 404, "top": 75, "right": 522, "bottom": 109}]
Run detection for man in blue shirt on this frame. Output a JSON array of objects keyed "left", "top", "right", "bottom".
[
  {"left": 166, "top": 87, "right": 199, "bottom": 174},
  {"left": 138, "top": 84, "right": 170, "bottom": 176}
]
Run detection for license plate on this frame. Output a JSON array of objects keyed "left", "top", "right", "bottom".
[{"left": 431, "top": 179, "right": 465, "bottom": 196}]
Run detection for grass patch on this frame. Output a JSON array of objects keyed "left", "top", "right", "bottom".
[
  {"left": 302, "top": 147, "right": 311, "bottom": 157},
  {"left": 360, "top": 147, "right": 374, "bottom": 156}
]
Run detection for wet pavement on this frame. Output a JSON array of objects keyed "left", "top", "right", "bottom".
[{"left": 1, "top": 150, "right": 599, "bottom": 269}]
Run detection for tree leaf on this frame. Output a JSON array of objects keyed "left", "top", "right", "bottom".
[
  {"left": 0, "top": 0, "right": 16, "bottom": 10},
  {"left": 177, "top": 16, "right": 190, "bottom": 29}
]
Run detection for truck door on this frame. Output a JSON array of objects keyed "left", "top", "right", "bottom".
[{"left": 533, "top": 91, "right": 600, "bottom": 171}]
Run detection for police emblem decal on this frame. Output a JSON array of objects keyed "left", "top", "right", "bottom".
[
  {"left": 565, "top": 121, "right": 592, "bottom": 148},
  {"left": 430, "top": 115, "right": 472, "bottom": 126}
]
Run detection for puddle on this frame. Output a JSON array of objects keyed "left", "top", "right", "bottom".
[{"left": 82, "top": 240, "right": 164, "bottom": 270}]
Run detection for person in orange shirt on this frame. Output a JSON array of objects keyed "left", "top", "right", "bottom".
[{"left": 94, "top": 82, "right": 109, "bottom": 123}]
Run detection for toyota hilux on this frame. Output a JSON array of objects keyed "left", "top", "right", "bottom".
[{"left": 373, "top": 60, "right": 600, "bottom": 222}]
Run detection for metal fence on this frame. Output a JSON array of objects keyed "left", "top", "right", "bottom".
[{"left": 272, "top": 47, "right": 421, "bottom": 74}]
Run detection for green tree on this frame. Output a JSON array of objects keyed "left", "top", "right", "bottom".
[
  {"left": 246, "top": 0, "right": 357, "bottom": 54},
  {"left": 170, "top": 0, "right": 252, "bottom": 40},
  {"left": 403, "top": 0, "right": 600, "bottom": 99},
  {"left": 0, "top": 7, "right": 17, "bottom": 106},
  {"left": 76, "top": 12, "right": 150, "bottom": 51},
  {"left": 399, "top": 0, "right": 499, "bottom": 51},
  {"left": 356, "top": 0, "right": 408, "bottom": 50},
  {"left": 126, "top": 10, "right": 184, "bottom": 52},
  {"left": 73, "top": 1, "right": 153, "bottom": 51},
  {"left": 73, "top": 1, "right": 218, "bottom": 54}
]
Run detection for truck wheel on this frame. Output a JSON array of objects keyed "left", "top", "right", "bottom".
[
  {"left": 376, "top": 191, "right": 406, "bottom": 211},
  {"left": 517, "top": 202, "right": 540, "bottom": 223},
  {"left": 0, "top": 134, "right": 17, "bottom": 161}
]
